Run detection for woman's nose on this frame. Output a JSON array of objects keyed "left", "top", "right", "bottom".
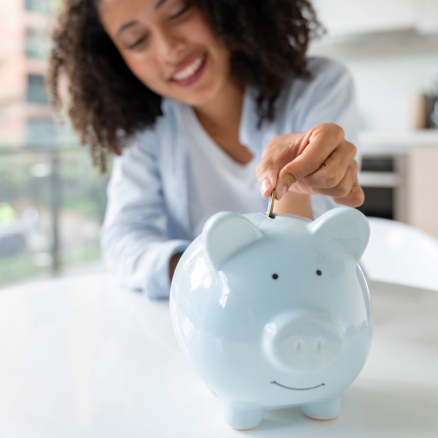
[{"left": 152, "top": 27, "right": 185, "bottom": 64}]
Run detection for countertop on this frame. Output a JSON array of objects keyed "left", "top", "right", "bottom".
[
  {"left": 0, "top": 273, "right": 437, "bottom": 438},
  {"left": 359, "top": 129, "right": 438, "bottom": 155}
]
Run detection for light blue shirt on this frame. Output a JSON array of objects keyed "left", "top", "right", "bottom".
[{"left": 101, "top": 57, "right": 359, "bottom": 299}]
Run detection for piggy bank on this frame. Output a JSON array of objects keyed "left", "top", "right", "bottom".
[{"left": 170, "top": 207, "right": 372, "bottom": 430}]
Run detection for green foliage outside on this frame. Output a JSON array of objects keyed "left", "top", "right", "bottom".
[
  {"left": 0, "top": 148, "right": 109, "bottom": 221},
  {"left": 0, "top": 147, "right": 110, "bottom": 288}
]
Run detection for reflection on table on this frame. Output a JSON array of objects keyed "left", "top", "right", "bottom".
[{"left": 0, "top": 274, "right": 437, "bottom": 438}]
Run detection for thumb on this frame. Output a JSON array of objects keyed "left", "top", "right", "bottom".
[
  {"left": 256, "top": 158, "right": 282, "bottom": 198},
  {"left": 276, "top": 154, "right": 321, "bottom": 199}
]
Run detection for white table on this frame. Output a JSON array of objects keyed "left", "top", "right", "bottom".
[{"left": 0, "top": 274, "right": 437, "bottom": 438}]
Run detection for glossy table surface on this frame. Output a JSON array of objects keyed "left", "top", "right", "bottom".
[{"left": 0, "top": 274, "right": 437, "bottom": 438}]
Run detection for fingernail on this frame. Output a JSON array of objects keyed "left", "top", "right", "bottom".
[
  {"left": 260, "top": 178, "right": 272, "bottom": 195},
  {"left": 277, "top": 185, "right": 287, "bottom": 200}
]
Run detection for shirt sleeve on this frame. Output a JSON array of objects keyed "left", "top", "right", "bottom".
[
  {"left": 289, "top": 58, "right": 361, "bottom": 218},
  {"left": 100, "top": 131, "right": 191, "bottom": 299}
]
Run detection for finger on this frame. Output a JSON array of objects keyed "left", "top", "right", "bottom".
[
  {"left": 301, "top": 142, "right": 357, "bottom": 189},
  {"left": 275, "top": 125, "right": 344, "bottom": 199},
  {"left": 256, "top": 135, "right": 300, "bottom": 197},
  {"left": 333, "top": 173, "right": 365, "bottom": 207},
  {"left": 312, "top": 160, "right": 358, "bottom": 198},
  {"left": 275, "top": 147, "right": 328, "bottom": 199},
  {"left": 333, "top": 183, "right": 365, "bottom": 207}
]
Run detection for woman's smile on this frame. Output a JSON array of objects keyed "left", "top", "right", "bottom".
[
  {"left": 98, "top": 0, "right": 233, "bottom": 108},
  {"left": 169, "top": 53, "right": 207, "bottom": 87}
]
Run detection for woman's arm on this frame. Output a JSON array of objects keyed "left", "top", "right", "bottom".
[
  {"left": 169, "top": 252, "right": 183, "bottom": 283},
  {"left": 256, "top": 59, "right": 362, "bottom": 209},
  {"left": 257, "top": 124, "right": 363, "bottom": 207},
  {"left": 274, "top": 191, "right": 313, "bottom": 220},
  {"left": 101, "top": 133, "right": 191, "bottom": 299}
]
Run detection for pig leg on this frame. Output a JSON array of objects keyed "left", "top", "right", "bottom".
[
  {"left": 300, "top": 397, "right": 340, "bottom": 420},
  {"left": 222, "top": 401, "right": 265, "bottom": 430}
]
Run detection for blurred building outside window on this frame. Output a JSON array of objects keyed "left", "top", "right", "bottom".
[
  {"left": 25, "top": 0, "right": 55, "bottom": 15},
  {"left": 25, "top": 27, "right": 50, "bottom": 60},
  {"left": 26, "top": 74, "right": 49, "bottom": 104},
  {"left": 26, "top": 118, "right": 57, "bottom": 145},
  {"left": 0, "top": 0, "right": 109, "bottom": 288}
]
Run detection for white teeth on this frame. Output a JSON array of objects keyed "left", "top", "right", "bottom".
[{"left": 172, "top": 55, "right": 205, "bottom": 81}]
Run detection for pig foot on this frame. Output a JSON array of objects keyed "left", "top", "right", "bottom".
[
  {"left": 300, "top": 397, "right": 340, "bottom": 420},
  {"left": 223, "top": 402, "right": 265, "bottom": 430}
]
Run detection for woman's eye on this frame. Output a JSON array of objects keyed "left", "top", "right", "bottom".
[
  {"left": 127, "top": 36, "right": 147, "bottom": 50},
  {"left": 170, "top": 3, "right": 192, "bottom": 20}
]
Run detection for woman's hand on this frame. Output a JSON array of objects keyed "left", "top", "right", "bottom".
[
  {"left": 169, "top": 253, "right": 183, "bottom": 283},
  {"left": 256, "top": 123, "right": 364, "bottom": 207}
]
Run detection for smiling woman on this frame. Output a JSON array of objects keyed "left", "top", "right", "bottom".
[
  {"left": 98, "top": 0, "right": 233, "bottom": 109},
  {"left": 49, "top": 0, "right": 321, "bottom": 170},
  {"left": 48, "top": 0, "right": 363, "bottom": 299}
]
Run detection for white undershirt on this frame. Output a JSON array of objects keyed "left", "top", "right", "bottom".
[{"left": 179, "top": 104, "right": 266, "bottom": 237}]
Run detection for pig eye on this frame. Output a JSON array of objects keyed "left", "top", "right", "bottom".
[
  {"left": 316, "top": 270, "right": 322, "bottom": 276},
  {"left": 272, "top": 273, "right": 279, "bottom": 280}
]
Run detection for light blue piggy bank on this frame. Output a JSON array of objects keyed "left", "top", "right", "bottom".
[{"left": 170, "top": 207, "right": 372, "bottom": 430}]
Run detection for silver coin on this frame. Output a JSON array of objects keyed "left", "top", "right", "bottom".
[{"left": 266, "top": 188, "right": 276, "bottom": 218}]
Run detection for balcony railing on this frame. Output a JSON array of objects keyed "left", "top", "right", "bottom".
[{"left": 0, "top": 145, "right": 109, "bottom": 287}]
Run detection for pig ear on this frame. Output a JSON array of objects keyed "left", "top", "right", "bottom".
[
  {"left": 203, "top": 212, "right": 263, "bottom": 270},
  {"left": 308, "top": 207, "right": 370, "bottom": 260}
]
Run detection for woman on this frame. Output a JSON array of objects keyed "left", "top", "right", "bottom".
[{"left": 49, "top": 0, "right": 363, "bottom": 299}]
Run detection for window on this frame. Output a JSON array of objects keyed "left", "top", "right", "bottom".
[
  {"left": 25, "top": 28, "right": 49, "bottom": 60},
  {"left": 26, "top": 74, "right": 49, "bottom": 104},
  {"left": 25, "top": 118, "right": 57, "bottom": 146},
  {"left": 24, "top": 0, "right": 54, "bottom": 15}
]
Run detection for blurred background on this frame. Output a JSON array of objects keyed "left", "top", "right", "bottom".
[
  {"left": 0, "top": 0, "right": 108, "bottom": 287},
  {"left": 0, "top": 0, "right": 437, "bottom": 288}
]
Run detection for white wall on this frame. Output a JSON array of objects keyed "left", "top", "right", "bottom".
[{"left": 309, "top": 34, "right": 438, "bottom": 131}]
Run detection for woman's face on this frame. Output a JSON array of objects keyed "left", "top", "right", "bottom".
[{"left": 98, "top": 0, "right": 233, "bottom": 107}]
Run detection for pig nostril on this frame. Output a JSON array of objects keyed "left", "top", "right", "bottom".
[
  {"left": 294, "top": 340, "right": 304, "bottom": 353},
  {"left": 315, "top": 338, "right": 323, "bottom": 352}
]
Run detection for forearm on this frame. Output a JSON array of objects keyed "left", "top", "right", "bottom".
[
  {"left": 101, "top": 222, "right": 190, "bottom": 299},
  {"left": 273, "top": 191, "right": 313, "bottom": 220}
]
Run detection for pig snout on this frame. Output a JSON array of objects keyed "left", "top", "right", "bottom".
[{"left": 263, "top": 314, "right": 344, "bottom": 370}]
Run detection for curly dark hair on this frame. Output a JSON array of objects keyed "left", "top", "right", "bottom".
[{"left": 48, "top": 0, "right": 323, "bottom": 171}]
